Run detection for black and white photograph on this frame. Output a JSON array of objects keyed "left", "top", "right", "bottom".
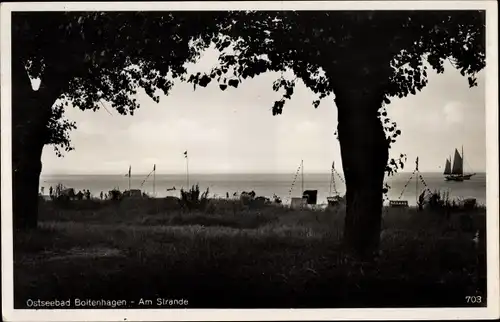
[{"left": 1, "top": 1, "right": 499, "bottom": 321}]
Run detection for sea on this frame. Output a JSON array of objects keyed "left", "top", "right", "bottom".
[{"left": 39, "top": 172, "right": 487, "bottom": 206}]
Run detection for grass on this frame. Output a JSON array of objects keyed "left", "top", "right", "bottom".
[{"left": 13, "top": 196, "right": 487, "bottom": 308}]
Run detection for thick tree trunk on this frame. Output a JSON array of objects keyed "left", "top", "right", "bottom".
[
  {"left": 335, "top": 88, "right": 389, "bottom": 260},
  {"left": 326, "top": 36, "right": 395, "bottom": 259},
  {"left": 11, "top": 26, "right": 78, "bottom": 230},
  {"left": 12, "top": 58, "right": 54, "bottom": 231},
  {"left": 12, "top": 140, "right": 45, "bottom": 230}
]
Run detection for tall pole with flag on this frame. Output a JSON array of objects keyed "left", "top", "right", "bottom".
[
  {"left": 330, "top": 161, "right": 334, "bottom": 195},
  {"left": 153, "top": 164, "right": 156, "bottom": 197},
  {"left": 415, "top": 157, "right": 419, "bottom": 206},
  {"left": 127, "top": 165, "right": 131, "bottom": 191},
  {"left": 184, "top": 151, "right": 189, "bottom": 188}
]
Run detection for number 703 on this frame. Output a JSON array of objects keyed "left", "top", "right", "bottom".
[{"left": 465, "top": 296, "right": 482, "bottom": 303}]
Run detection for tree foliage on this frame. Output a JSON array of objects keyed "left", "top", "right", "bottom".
[
  {"left": 13, "top": 9, "right": 485, "bottom": 195},
  {"left": 16, "top": 11, "right": 484, "bottom": 163},
  {"left": 189, "top": 11, "right": 484, "bottom": 103},
  {"left": 186, "top": 10, "right": 485, "bottom": 179},
  {"left": 13, "top": 11, "right": 224, "bottom": 154}
]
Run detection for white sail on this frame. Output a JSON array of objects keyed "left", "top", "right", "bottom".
[
  {"left": 444, "top": 158, "right": 452, "bottom": 175},
  {"left": 451, "top": 148, "right": 463, "bottom": 175}
]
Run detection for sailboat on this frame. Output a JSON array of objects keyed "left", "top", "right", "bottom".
[{"left": 444, "top": 146, "right": 476, "bottom": 181}]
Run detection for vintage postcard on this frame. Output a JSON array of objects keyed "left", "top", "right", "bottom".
[{"left": 1, "top": 1, "right": 499, "bottom": 321}]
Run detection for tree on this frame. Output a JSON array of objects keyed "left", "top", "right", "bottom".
[
  {"left": 186, "top": 10, "right": 485, "bottom": 258},
  {"left": 11, "top": 11, "right": 223, "bottom": 230}
]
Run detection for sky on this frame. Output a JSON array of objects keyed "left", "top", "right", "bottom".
[{"left": 39, "top": 46, "right": 486, "bottom": 175}]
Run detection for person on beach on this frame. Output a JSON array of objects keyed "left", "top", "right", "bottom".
[
  {"left": 100, "top": 191, "right": 104, "bottom": 200},
  {"left": 49, "top": 186, "right": 53, "bottom": 197}
]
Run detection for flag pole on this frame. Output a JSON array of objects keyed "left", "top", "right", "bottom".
[
  {"left": 186, "top": 155, "right": 190, "bottom": 188},
  {"left": 153, "top": 164, "right": 156, "bottom": 197},
  {"left": 184, "top": 151, "right": 190, "bottom": 188},
  {"left": 415, "top": 157, "right": 419, "bottom": 206},
  {"left": 330, "top": 161, "right": 334, "bottom": 196}
]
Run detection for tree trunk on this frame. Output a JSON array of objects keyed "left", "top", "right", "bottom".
[
  {"left": 335, "top": 88, "right": 389, "bottom": 260},
  {"left": 12, "top": 58, "right": 54, "bottom": 231},
  {"left": 12, "top": 138, "right": 45, "bottom": 231}
]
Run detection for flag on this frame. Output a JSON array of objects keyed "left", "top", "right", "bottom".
[
  {"left": 125, "top": 165, "right": 131, "bottom": 177},
  {"left": 332, "top": 161, "right": 335, "bottom": 169},
  {"left": 415, "top": 157, "right": 419, "bottom": 170},
  {"left": 153, "top": 164, "right": 156, "bottom": 171},
  {"left": 184, "top": 151, "right": 188, "bottom": 158}
]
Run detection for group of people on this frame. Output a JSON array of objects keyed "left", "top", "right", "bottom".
[
  {"left": 41, "top": 185, "right": 110, "bottom": 201},
  {"left": 74, "top": 189, "right": 93, "bottom": 200},
  {"left": 41, "top": 185, "right": 283, "bottom": 204}
]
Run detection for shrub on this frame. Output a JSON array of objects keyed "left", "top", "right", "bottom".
[
  {"left": 424, "top": 190, "right": 454, "bottom": 212},
  {"left": 423, "top": 190, "right": 479, "bottom": 217},
  {"left": 180, "top": 184, "right": 210, "bottom": 211}
]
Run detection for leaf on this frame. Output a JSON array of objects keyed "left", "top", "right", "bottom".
[
  {"left": 228, "top": 79, "right": 239, "bottom": 88},
  {"left": 219, "top": 84, "right": 227, "bottom": 91},
  {"left": 198, "top": 74, "right": 211, "bottom": 87}
]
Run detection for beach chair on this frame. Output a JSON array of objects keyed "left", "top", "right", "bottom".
[
  {"left": 302, "top": 190, "right": 318, "bottom": 205},
  {"left": 327, "top": 195, "right": 344, "bottom": 207},
  {"left": 389, "top": 200, "right": 409, "bottom": 208}
]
